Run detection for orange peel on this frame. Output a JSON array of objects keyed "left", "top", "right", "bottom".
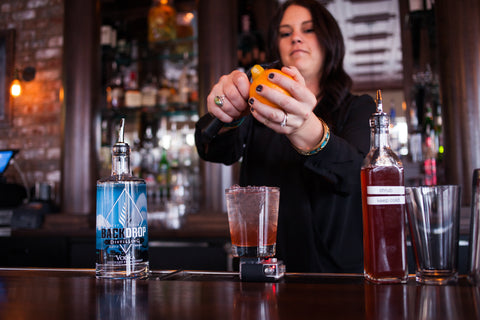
[{"left": 249, "top": 64, "right": 292, "bottom": 109}]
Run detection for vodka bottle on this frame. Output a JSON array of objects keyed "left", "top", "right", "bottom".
[
  {"left": 361, "top": 90, "right": 408, "bottom": 284},
  {"left": 96, "top": 118, "right": 149, "bottom": 279}
]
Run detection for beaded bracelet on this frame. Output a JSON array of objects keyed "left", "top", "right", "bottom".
[
  {"left": 222, "top": 117, "right": 245, "bottom": 128},
  {"left": 292, "top": 118, "right": 330, "bottom": 156}
]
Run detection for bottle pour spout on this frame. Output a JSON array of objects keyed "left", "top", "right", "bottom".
[
  {"left": 376, "top": 89, "right": 383, "bottom": 113},
  {"left": 118, "top": 118, "right": 125, "bottom": 143},
  {"left": 371, "top": 89, "right": 389, "bottom": 129}
]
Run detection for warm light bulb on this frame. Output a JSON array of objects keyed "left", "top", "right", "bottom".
[
  {"left": 183, "top": 12, "right": 194, "bottom": 24},
  {"left": 10, "top": 79, "right": 21, "bottom": 97}
]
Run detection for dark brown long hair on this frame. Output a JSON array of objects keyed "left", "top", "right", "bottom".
[{"left": 267, "top": 0, "right": 352, "bottom": 121}]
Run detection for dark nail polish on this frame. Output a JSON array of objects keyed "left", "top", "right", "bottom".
[
  {"left": 268, "top": 73, "right": 274, "bottom": 79},
  {"left": 256, "top": 85, "right": 263, "bottom": 92},
  {"left": 250, "top": 106, "right": 255, "bottom": 113},
  {"left": 249, "top": 98, "right": 254, "bottom": 105}
]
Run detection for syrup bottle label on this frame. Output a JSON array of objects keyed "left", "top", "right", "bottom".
[{"left": 366, "top": 186, "right": 405, "bottom": 205}]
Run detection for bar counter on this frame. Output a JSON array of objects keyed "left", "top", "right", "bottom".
[{"left": 0, "top": 268, "right": 478, "bottom": 319}]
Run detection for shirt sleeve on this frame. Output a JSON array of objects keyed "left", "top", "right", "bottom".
[{"left": 194, "top": 113, "right": 250, "bottom": 165}]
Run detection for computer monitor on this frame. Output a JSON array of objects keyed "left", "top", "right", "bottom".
[
  {"left": 0, "top": 149, "right": 27, "bottom": 207},
  {"left": 0, "top": 149, "right": 18, "bottom": 176}
]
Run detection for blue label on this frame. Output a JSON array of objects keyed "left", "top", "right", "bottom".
[{"left": 96, "top": 182, "right": 148, "bottom": 265}]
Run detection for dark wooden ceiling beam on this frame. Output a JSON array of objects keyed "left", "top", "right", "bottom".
[
  {"left": 347, "top": 0, "right": 389, "bottom": 3},
  {"left": 347, "top": 12, "right": 395, "bottom": 24},
  {"left": 355, "top": 61, "right": 385, "bottom": 66},
  {"left": 350, "top": 32, "right": 393, "bottom": 41},
  {"left": 352, "top": 48, "right": 388, "bottom": 54}
]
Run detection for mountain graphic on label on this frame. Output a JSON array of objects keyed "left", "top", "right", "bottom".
[{"left": 100, "top": 187, "right": 147, "bottom": 254}]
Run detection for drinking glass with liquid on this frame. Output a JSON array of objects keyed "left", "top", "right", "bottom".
[{"left": 225, "top": 185, "right": 279, "bottom": 258}]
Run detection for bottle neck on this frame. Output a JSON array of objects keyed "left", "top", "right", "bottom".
[
  {"left": 111, "top": 143, "right": 131, "bottom": 176},
  {"left": 370, "top": 113, "right": 390, "bottom": 149},
  {"left": 371, "top": 126, "right": 390, "bottom": 149}
]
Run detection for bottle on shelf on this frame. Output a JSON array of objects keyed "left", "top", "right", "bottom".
[
  {"left": 434, "top": 103, "right": 444, "bottom": 163},
  {"left": 148, "top": 0, "right": 177, "bottom": 45},
  {"left": 96, "top": 118, "right": 149, "bottom": 279},
  {"left": 116, "top": 38, "right": 131, "bottom": 66},
  {"left": 423, "top": 135, "right": 437, "bottom": 185},
  {"left": 408, "top": 100, "right": 423, "bottom": 162},
  {"left": 106, "top": 62, "right": 124, "bottom": 109},
  {"left": 169, "top": 167, "right": 189, "bottom": 217},
  {"left": 188, "top": 69, "right": 199, "bottom": 104},
  {"left": 100, "top": 24, "right": 117, "bottom": 48},
  {"left": 158, "top": 77, "right": 173, "bottom": 109},
  {"left": 388, "top": 105, "right": 400, "bottom": 155},
  {"left": 157, "top": 147, "right": 171, "bottom": 203},
  {"left": 124, "top": 70, "right": 141, "bottom": 108},
  {"left": 130, "top": 137, "right": 143, "bottom": 178},
  {"left": 141, "top": 74, "right": 158, "bottom": 108},
  {"left": 422, "top": 103, "right": 437, "bottom": 185},
  {"left": 174, "top": 10, "right": 195, "bottom": 54},
  {"left": 177, "top": 65, "right": 189, "bottom": 105},
  {"left": 140, "top": 126, "right": 160, "bottom": 201},
  {"left": 423, "top": 103, "right": 434, "bottom": 136},
  {"left": 176, "top": 11, "right": 194, "bottom": 39},
  {"left": 168, "top": 122, "right": 181, "bottom": 169},
  {"left": 361, "top": 90, "right": 408, "bottom": 284}
]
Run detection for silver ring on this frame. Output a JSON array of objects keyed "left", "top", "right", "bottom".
[
  {"left": 214, "top": 95, "right": 226, "bottom": 107},
  {"left": 280, "top": 112, "right": 288, "bottom": 127}
]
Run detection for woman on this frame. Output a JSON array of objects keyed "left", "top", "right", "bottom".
[{"left": 195, "top": 0, "right": 376, "bottom": 273}]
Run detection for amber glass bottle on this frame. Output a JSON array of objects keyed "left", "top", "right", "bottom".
[
  {"left": 361, "top": 90, "right": 408, "bottom": 284},
  {"left": 148, "top": 0, "right": 176, "bottom": 44}
]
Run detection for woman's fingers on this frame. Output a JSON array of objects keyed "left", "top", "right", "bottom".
[
  {"left": 265, "top": 67, "right": 317, "bottom": 113},
  {"left": 249, "top": 98, "right": 293, "bottom": 133},
  {"left": 207, "top": 71, "right": 251, "bottom": 122},
  {"left": 248, "top": 67, "right": 317, "bottom": 133}
]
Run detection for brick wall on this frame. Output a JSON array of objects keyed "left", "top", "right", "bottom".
[{"left": 0, "top": 0, "right": 64, "bottom": 205}]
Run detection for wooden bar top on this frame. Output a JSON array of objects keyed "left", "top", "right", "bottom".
[{"left": 0, "top": 268, "right": 478, "bottom": 319}]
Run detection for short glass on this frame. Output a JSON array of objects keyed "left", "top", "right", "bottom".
[
  {"left": 405, "top": 185, "right": 461, "bottom": 285},
  {"left": 225, "top": 186, "right": 280, "bottom": 258}
]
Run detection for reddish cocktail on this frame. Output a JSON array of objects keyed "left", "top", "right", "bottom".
[{"left": 225, "top": 186, "right": 280, "bottom": 258}]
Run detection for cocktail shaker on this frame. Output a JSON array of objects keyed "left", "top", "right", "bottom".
[{"left": 469, "top": 169, "right": 480, "bottom": 284}]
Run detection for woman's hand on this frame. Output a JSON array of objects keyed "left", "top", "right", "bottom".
[
  {"left": 249, "top": 66, "right": 325, "bottom": 152},
  {"left": 207, "top": 70, "right": 251, "bottom": 124}
]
